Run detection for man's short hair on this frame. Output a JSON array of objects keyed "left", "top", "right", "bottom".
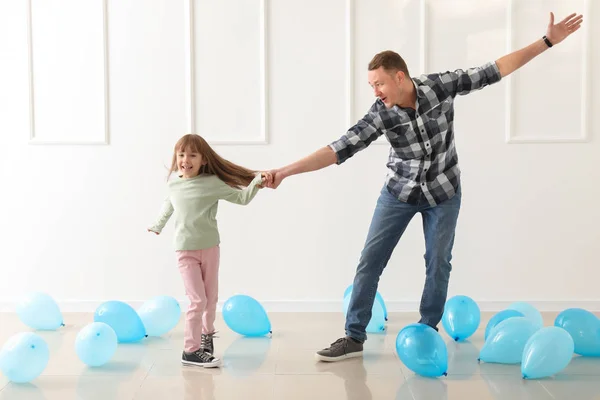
[{"left": 368, "top": 50, "right": 410, "bottom": 77}]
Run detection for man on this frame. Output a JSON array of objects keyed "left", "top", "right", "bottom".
[{"left": 264, "top": 12, "right": 582, "bottom": 362}]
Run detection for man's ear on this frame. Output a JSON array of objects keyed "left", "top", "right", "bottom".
[{"left": 395, "top": 70, "right": 405, "bottom": 84}]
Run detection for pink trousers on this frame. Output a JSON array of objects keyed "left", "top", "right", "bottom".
[{"left": 176, "top": 246, "right": 220, "bottom": 353}]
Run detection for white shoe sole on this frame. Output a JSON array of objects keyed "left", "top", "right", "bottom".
[
  {"left": 314, "top": 351, "right": 363, "bottom": 362},
  {"left": 181, "top": 359, "right": 222, "bottom": 368}
]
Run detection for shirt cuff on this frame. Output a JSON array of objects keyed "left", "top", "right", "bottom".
[
  {"left": 327, "top": 142, "right": 344, "bottom": 165},
  {"left": 487, "top": 61, "right": 502, "bottom": 83},
  {"left": 251, "top": 172, "right": 263, "bottom": 186}
]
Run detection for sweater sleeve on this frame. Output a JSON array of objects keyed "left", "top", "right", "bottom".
[
  {"left": 217, "top": 174, "right": 264, "bottom": 205},
  {"left": 148, "top": 198, "right": 174, "bottom": 233}
]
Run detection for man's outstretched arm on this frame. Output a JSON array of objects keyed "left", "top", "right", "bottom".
[
  {"left": 265, "top": 146, "right": 337, "bottom": 189},
  {"left": 496, "top": 12, "right": 583, "bottom": 77},
  {"left": 265, "top": 102, "right": 386, "bottom": 189},
  {"left": 439, "top": 11, "right": 583, "bottom": 97}
]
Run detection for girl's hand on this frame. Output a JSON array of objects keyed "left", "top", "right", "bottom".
[{"left": 147, "top": 229, "right": 159, "bottom": 235}]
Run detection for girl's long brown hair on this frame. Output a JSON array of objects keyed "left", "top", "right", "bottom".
[{"left": 169, "top": 134, "right": 257, "bottom": 188}]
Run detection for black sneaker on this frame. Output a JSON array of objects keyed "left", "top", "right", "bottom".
[
  {"left": 315, "top": 337, "right": 363, "bottom": 362},
  {"left": 201, "top": 332, "right": 217, "bottom": 354},
  {"left": 181, "top": 349, "right": 221, "bottom": 368}
]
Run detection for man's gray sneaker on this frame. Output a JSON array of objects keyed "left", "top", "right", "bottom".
[{"left": 315, "top": 337, "right": 363, "bottom": 362}]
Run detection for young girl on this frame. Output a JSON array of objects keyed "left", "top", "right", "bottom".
[{"left": 148, "top": 134, "right": 269, "bottom": 368}]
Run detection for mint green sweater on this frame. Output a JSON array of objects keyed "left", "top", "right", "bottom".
[{"left": 149, "top": 173, "right": 263, "bottom": 251}]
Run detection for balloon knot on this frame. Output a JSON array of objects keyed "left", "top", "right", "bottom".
[
  {"left": 443, "top": 372, "right": 447, "bottom": 376},
  {"left": 61, "top": 323, "right": 65, "bottom": 327},
  {"left": 145, "top": 335, "right": 148, "bottom": 338},
  {"left": 522, "top": 375, "right": 527, "bottom": 380},
  {"left": 477, "top": 358, "right": 480, "bottom": 363},
  {"left": 385, "top": 318, "right": 388, "bottom": 321}
]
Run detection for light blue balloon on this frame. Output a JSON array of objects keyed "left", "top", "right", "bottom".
[
  {"left": 94, "top": 301, "right": 146, "bottom": 343},
  {"left": 16, "top": 292, "right": 64, "bottom": 330},
  {"left": 344, "top": 284, "right": 388, "bottom": 321},
  {"left": 343, "top": 290, "right": 385, "bottom": 333},
  {"left": 223, "top": 295, "right": 271, "bottom": 337},
  {"left": 484, "top": 310, "right": 524, "bottom": 340},
  {"left": 522, "top": 326, "right": 574, "bottom": 379},
  {"left": 75, "top": 322, "right": 118, "bottom": 367},
  {"left": 554, "top": 308, "right": 600, "bottom": 356},
  {"left": 507, "top": 302, "right": 543, "bottom": 329},
  {"left": 479, "top": 317, "right": 539, "bottom": 364},
  {"left": 396, "top": 323, "right": 448, "bottom": 377},
  {"left": 138, "top": 296, "right": 181, "bottom": 337},
  {"left": 0, "top": 332, "right": 49, "bottom": 383},
  {"left": 442, "top": 295, "right": 480, "bottom": 341}
]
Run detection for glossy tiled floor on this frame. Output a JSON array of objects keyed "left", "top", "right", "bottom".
[{"left": 1, "top": 312, "right": 599, "bottom": 399}]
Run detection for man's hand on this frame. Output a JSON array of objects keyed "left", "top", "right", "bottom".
[
  {"left": 264, "top": 169, "right": 285, "bottom": 189},
  {"left": 258, "top": 171, "right": 273, "bottom": 188},
  {"left": 262, "top": 169, "right": 286, "bottom": 189},
  {"left": 546, "top": 12, "right": 583, "bottom": 46}
]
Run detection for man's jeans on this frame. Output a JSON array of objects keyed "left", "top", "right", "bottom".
[{"left": 345, "top": 184, "right": 462, "bottom": 342}]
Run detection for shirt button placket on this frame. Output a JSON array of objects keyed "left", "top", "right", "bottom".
[{"left": 416, "top": 115, "right": 430, "bottom": 192}]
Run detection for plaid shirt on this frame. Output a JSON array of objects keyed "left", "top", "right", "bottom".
[{"left": 329, "top": 61, "right": 502, "bottom": 206}]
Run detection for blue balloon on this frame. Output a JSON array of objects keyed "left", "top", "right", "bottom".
[
  {"left": 396, "top": 323, "right": 448, "bottom": 377},
  {"left": 0, "top": 332, "right": 49, "bottom": 383},
  {"left": 343, "top": 290, "right": 385, "bottom": 333},
  {"left": 16, "top": 292, "right": 63, "bottom": 330},
  {"left": 137, "top": 296, "right": 181, "bottom": 337},
  {"left": 75, "top": 322, "right": 118, "bottom": 367},
  {"left": 554, "top": 308, "right": 600, "bottom": 356},
  {"left": 479, "top": 317, "right": 539, "bottom": 364},
  {"left": 223, "top": 295, "right": 271, "bottom": 337},
  {"left": 522, "top": 326, "right": 574, "bottom": 379},
  {"left": 507, "top": 302, "right": 543, "bottom": 329},
  {"left": 344, "top": 284, "right": 388, "bottom": 321},
  {"left": 442, "top": 295, "right": 480, "bottom": 341},
  {"left": 484, "top": 310, "right": 524, "bottom": 340},
  {"left": 94, "top": 301, "right": 146, "bottom": 343}
]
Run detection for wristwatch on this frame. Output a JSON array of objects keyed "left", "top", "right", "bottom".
[{"left": 542, "top": 35, "right": 553, "bottom": 48}]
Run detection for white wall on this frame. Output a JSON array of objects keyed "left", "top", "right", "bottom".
[{"left": 1, "top": 0, "right": 598, "bottom": 312}]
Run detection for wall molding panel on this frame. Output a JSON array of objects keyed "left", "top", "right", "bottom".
[
  {"left": 27, "top": 0, "right": 110, "bottom": 145},
  {"left": 505, "top": 0, "right": 591, "bottom": 144}
]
